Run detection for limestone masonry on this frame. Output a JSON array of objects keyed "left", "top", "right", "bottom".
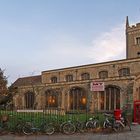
[{"left": 13, "top": 17, "right": 140, "bottom": 113}]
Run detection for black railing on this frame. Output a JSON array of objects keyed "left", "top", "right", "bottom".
[{"left": 0, "top": 107, "right": 92, "bottom": 131}]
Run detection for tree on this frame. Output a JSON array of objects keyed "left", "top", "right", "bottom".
[
  {"left": 0, "top": 68, "right": 8, "bottom": 95},
  {"left": 0, "top": 68, "right": 14, "bottom": 109}
]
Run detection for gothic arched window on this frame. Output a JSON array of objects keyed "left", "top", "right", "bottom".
[
  {"left": 81, "top": 73, "right": 90, "bottom": 80},
  {"left": 99, "top": 86, "right": 120, "bottom": 111},
  {"left": 69, "top": 87, "right": 87, "bottom": 110},
  {"left": 25, "top": 91, "right": 35, "bottom": 109},
  {"left": 99, "top": 71, "right": 108, "bottom": 79},
  {"left": 66, "top": 74, "right": 73, "bottom": 82},
  {"left": 51, "top": 76, "right": 58, "bottom": 83},
  {"left": 45, "top": 90, "right": 58, "bottom": 108},
  {"left": 118, "top": 68, "right": 130, "bottom": 77}
]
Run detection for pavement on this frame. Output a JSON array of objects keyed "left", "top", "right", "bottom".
[{"left": 0, "top": 125, "right": 140, "bottom": 140}]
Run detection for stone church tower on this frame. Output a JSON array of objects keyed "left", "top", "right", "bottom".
[{"left": 126, "top": 16, "right": 140, "bottom": 59}]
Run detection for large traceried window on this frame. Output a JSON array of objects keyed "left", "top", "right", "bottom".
[
  {"left": 118, "top": 68, "right": 130, "bottom": 77},
  {"left": 51, "top": 76, "right": 58, "bottom": 83},
  {"left": 69, "top": 87, "right": 87, "bottom": 110},
  {"left": 136, "top": 37, "right": 140, "bottom": 45},
  {"left": 66, "top": 74, "right": 73, "bottom": 82},
  {"left": 99, "top": 71, "right": 108, "bottom": 79},
  {"left": 45, "top": 90, "right": 58, "bottom": 108},
  {"left": 81, "top": 73, "right": 90, "bottom": 80},
  {"left": 99, "top": 86, "right": 120, "bottom": 111},
  {"left": 25, "top": 91, "right": 35, "bottom": 109}
]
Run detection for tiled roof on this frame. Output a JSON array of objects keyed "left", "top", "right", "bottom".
[{"left": 12, "top": 75, "right": 42, "bottom": 87}]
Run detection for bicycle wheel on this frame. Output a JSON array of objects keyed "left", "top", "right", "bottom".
[
  {"left": 113, "top": 122, "right": 121, "bottom": 132},
  {"left": 22, "top": 125, "right": 33, "bottom": 135},
  {"left": 63, "top": 123, "right": 76, "bottom": 135},
  {"left": 86, "top": 121, "right": 93, "bottom": 130},
  {"left": 76, "top": 121, "right": 85, "bottom": 133},
  {"left": 94, "top": 120, "right": 100, "bottom": 129},
  {"left": 59, "top": 122, "right": 66, "bottom": 133},
  {"left": 43, "top": 123, "right": 55, "bottom": 135},
  {"left": 103, "top": 121, "right": 110, "bottom": 129},
  {"left": 14, "top": 123, "right": 23, "bottom": 134}
]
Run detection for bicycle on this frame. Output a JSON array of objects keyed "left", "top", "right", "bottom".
[
  {"left": 22, "top": 117, "right": 55, "bottom": 135},
  {"left": 48, "top": 116, "right": 65, "bottom": 133},
  {"left": 120, "top": 108, "right": 132, "bottom": 131},
  {"left": 0, "top": 114, "right": 9, "bottom": 134},
  {"left": 9, "top": 115, "right": 25, "bottom": 134},
  {"left": 62, "top": 119, "right": 76, "bottom": 135},
  {"left": 74, "top": 119, "right": 85, "bottom": 133},
  {"left": 103, "top": 113, "right": 121, "bottom": 132},
  {"left": 86, "top": 116, "right": 100, "bottom": 131},
  {"left": 118, "top": 115, "right": 131, "bottom": 131}
]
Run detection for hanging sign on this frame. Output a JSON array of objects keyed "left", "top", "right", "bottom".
[{"left": 90, "top": 82, "right": 105, "bottom": 91}]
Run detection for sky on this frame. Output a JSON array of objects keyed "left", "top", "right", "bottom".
[{"left": 0, "top": 0, "right": 140, "bottom": 85}]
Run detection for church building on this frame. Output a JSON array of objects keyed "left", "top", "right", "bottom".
[{"left": 13, "top": 17, "right": 140, "bottom": 113}]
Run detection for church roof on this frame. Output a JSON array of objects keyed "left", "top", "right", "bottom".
[{"left": 12, "top": 75, "right": 42, "bottom": 87}]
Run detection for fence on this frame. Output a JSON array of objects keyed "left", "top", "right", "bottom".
[
  {"left": 0, "top": 107, "right": 132, "bottom": 134},
  {"left": 0, "top": 107, "right": 94, "bottom": 132}
]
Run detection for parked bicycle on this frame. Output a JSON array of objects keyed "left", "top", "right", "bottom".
[
  {"left": 86, "top": 116, "right": 100, "bottom": 131},
  {"left": 0, "top": 114, "right": 9, "bottom": 134},
  {"left": 22, "top": 117, "right": 55, "bottom": 135},
  {"left": 74, "top": 119, "right": 85, "bottom": 133},
  {"left": 62, "top": 119, "right": 76, "bottom": 135},
  {"left": 9, "top": 114, "right": 25, "bottom": 134},
  {"left": 48, "top": 116, "right": 66, "bottom": 133},
  {"left": 120, "top": 107, "right": 132, "bottom": 131},
  {"left": 103, "top": 113, "right": 121, "bottom": 132},
  {"left": 118, "top": 115, "right": 131, "bottom": 131}
]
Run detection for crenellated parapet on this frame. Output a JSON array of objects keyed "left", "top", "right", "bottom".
[{"left": 126, "top": 22, "right": 140, "bottom": 33}]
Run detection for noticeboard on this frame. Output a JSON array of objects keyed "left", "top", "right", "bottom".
[{"left": 90, "top": 82, "right": 105, "bottom": 91}]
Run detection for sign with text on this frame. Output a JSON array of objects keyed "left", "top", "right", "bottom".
[
  {"left": 90, "top": 82, "right": 105, "bottom": 91},
  {"left": 17, "top": 110, "right": 43, "bottom": 113}
]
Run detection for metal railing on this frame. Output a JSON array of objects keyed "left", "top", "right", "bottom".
[{"left": 0, "top": 107, "right": 92, "bottom": 132}]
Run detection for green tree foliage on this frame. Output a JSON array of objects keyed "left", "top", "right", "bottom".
[
  {"left": 0, "top": 69, "right": 14, "bottom": 109},
  {"left": 0, "top": 68, "right": 8, "bottom": 95}
]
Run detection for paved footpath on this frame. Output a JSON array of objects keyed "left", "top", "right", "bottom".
[{"left": 0, "top": 125, "right": 140, "bottom": 140}]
